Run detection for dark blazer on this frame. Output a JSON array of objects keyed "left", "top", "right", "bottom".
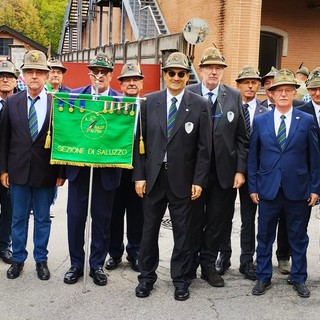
[
  {"left": 248, "top": 108, "right": 320, "bottom": 200},
  {"left": 253, "top": 99, "right": 268, "bottom": 117},
  {"left": 187, "top": 83, "right": 248, "bottom": 189},
  {"left": 59, "top": 84, "right": 72, "bottom": 93},
  {"left": 0, "top": 90, "right": 63, "bottom": 187},
  {"left": 65, "top": 85, "right": 122, "bottom": 190},
  {"left": 133, "top": 89, "right": 212, "bottom": 198}
]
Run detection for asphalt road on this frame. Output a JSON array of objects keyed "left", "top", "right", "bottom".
[{"left": 1, "top": 183, "right": 320, "bottom": 320}]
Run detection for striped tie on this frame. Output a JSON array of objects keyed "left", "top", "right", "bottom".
[
  {"left": 167, "top": 97, "right": 177, "bottom": 138},
  {"left": 207, "top": 92, "right": 214, "bottom": 109},
  {"left": 277, "top": 115, "right": 286, "bottom": 150},
  {"left": 243, "top": 103, "right": 251, "bottom": 134},
  {"left": 28, "top": 96, "right": 40, "bottom": 141}
]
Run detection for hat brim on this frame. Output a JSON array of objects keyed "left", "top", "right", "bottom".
[
  {"left": 199, "top": 61, "right": 227, "bottom": 68},
  {"left": 50, "top": 66, "right": 67, "bottom": 73},
  {"left": 162, "top": 65, "right": 191, "bottom": 71},
  {"left": 21, "top": 64, "right": 50, "bottom": 71},
  {"left": 0, "top": 70, "right": 17, "bottom": 78},
  {"left": 268, "top": 82, "right": 300, "bottom": 90},
  {"left": 87, "top": 65, "right": 113, "bottom": 71},
  {"left": 307, "top": 81, "right": 320, "bottom": 89},
  {"left": 117, "top": 74, "right": 144, "bottom": 80},
  {"left": 235, "top": 76, "right": 261, "bottom": 83}
]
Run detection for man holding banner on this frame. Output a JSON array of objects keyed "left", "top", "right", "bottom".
[
  {"left": 63, "top": 52, "right": 122, "bottom": 286},
  {"left": 133, "top": 52, "right": 212, "bottom": 301}
]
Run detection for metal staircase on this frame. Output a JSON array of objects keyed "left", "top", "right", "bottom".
[
  {"left": 58, "top": 0, "right": 90, "bottom": 54},
  {"left": 122, "top": 0, "right": 169, "bottom": 39},
  {"left": 122, "top": 0, "right": 198, "bottom": 83}
]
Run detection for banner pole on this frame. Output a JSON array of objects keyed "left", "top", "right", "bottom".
[{"left": 82, "top": 165, "right": 94, "bottom": 293}]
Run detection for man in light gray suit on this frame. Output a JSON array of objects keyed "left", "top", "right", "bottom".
[{"left": 187, "top": 47, "right": 248, "bottom": 287}]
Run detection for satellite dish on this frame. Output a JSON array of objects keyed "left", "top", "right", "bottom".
[{"left": 183, "top": 18, "right": 209, "bottom": 45}]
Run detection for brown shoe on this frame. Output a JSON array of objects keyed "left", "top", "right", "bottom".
[
  {"left": 278, "top": 260, "right": 291, "bottom": 274},
  {"left": 201, "top": 269, "right": 224, "bottom": 287}
]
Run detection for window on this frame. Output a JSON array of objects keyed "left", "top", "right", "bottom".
[
  {"left": 0, "top": 38, "right": 13, "bottom": 55},
  {"left": 259, "top": 32, "right": 281, "bottom": 78}
]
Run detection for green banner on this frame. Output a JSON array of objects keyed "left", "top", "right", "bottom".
[{"left": 50, "top": 92, "right": 137, "bottom": 168}]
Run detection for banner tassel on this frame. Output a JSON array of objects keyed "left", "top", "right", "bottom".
[
  {"left": 44, "top": 130, "right": 51, "bottom": 149},
  {"left": 139, "top": 137, "right": 145, "bottom": 154}
]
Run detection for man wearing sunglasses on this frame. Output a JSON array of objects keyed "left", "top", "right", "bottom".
[
  {"left": 133, "top": 52, "right": 212, "bottom": 301},
  {"left": 187, "top": 47, "right": 248, "bottom": 287}
]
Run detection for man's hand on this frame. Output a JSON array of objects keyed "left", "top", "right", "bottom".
[
  {"left": 308, "top": 193, "right": 319, "bottom": 206},
  {"left": 250, "top": 193, "right": 259, "bottom": 204},
  {"left": 135, "top": 181, "right": 146, "bottom": 198},
  {"left": 56, "top": 178, "right": 66, "bottom": 187},
  {"left": 191, "top": 185, "right": 202, "bottom": 200},
  {"left": 0, "top": 172, "right": 9, "bottom": 189},
  {"left": 233, "top": 172, "right": 245, "bottom": 189}
]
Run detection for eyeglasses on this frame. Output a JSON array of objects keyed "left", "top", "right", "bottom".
[
  {"left": 90, "top": 69, "right": 111, "bottom": 76},
  {"left": 308, "top": 88, "right": 320, "bottom": 94},
  {"left": 274, "top": 88, "right": 295, "bottom": 95},
  {"left": 167, "top": 70, "right": 187, "bottom": 78},
  {"left": 0, "top": 74, "right": 15, "bottom": 80}
]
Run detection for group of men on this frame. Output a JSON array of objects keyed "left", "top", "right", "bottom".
[
  {"left": 132, "top": 47, "right": 320, "bottom": 301},
  {"left": 1, "top": 47, "right": 320, "bottom": 301},
  {"left": 0, "top": 50, "right": 144, "bottom": 287}
]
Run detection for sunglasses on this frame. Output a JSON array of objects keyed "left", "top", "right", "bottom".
[{"left": 167, "top": 70, "right": 187, "bottom": 78}]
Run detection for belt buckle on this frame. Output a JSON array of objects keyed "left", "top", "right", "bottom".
[{"left": 164, "top": 162, "right": 168, "bottom": 169}]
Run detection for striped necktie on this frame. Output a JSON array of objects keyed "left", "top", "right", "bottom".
[
  {"left": 207, "top": 92, "right": 214, "bottom": 109},
  {"left": 277, "top": 115, "right": 286, "bottom": 150},
  {"left": 167, "top": 97, "right": 177, "bottom": 139},
  {"left": 243, "top": 103, "right": 251, "bottom": 134},
  {"left": 28, "top": 96, "right": 40, "bottom": 141}
]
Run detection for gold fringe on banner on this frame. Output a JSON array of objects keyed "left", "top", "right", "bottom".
[{"left": 50, "top": 159, "right": 133, "bottom": 169}]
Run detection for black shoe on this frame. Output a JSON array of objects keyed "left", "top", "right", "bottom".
[
  {"left": 64, "top": 267, "right": 84, "bottom": 284},
  {"left": 252, "top": 280, "right": 272, "bottom": 295},
  {"left": 201, "top": 269, "right": 225, "bottom": 287},
  {"left": 105, "top": 257, "right": 122, "bottom": 270},
  {"left": 89, "top": 267, "right": 107, "bottom": 286},
  {"left": 36, "top": 261, "right": 50, "bottom": 280},
  {"left": 216, "top": 259, "right": 231, "bottom": 275},
  {"left": 0, "top": 250, "right": 13, "bottom": 264},
  {"left": 7, "top": 262, "right": 24, "bottom": 279},
  {"left": 135, "top": 282, "right": 153, "bottom": 298},
  {"left": 287, "top": 274, "right": 294, "bottom": 285},
  {"left": 239, "top": 261, "right": 256, "bottom": 280},
  {"left": 174, "top": 287, "right": 189, "bottom": 301},
  {"left": 126, "top": 255, "right": 139, "bottom": 272},
  {"left": 293, "top": 282, "right": 310, "bottom": 298}
]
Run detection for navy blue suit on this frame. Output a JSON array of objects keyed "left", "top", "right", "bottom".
[
  {"left": 66, "top": 85, "right": 122, "bottom": 270},
  {"left": 248, "top": 108, "right": 320, "bottom": 283}
]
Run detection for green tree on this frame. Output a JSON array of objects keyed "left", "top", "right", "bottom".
[
  {"left": 0, "top": 0, "right": 68, "bottom": 52},
  {"left": 32, "top": 0, "right": 69, "bottom": 53}
]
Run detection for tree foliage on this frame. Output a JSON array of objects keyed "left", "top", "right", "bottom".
[{"left": 0, "top": 0, "right": 68, "bottom": 53}]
